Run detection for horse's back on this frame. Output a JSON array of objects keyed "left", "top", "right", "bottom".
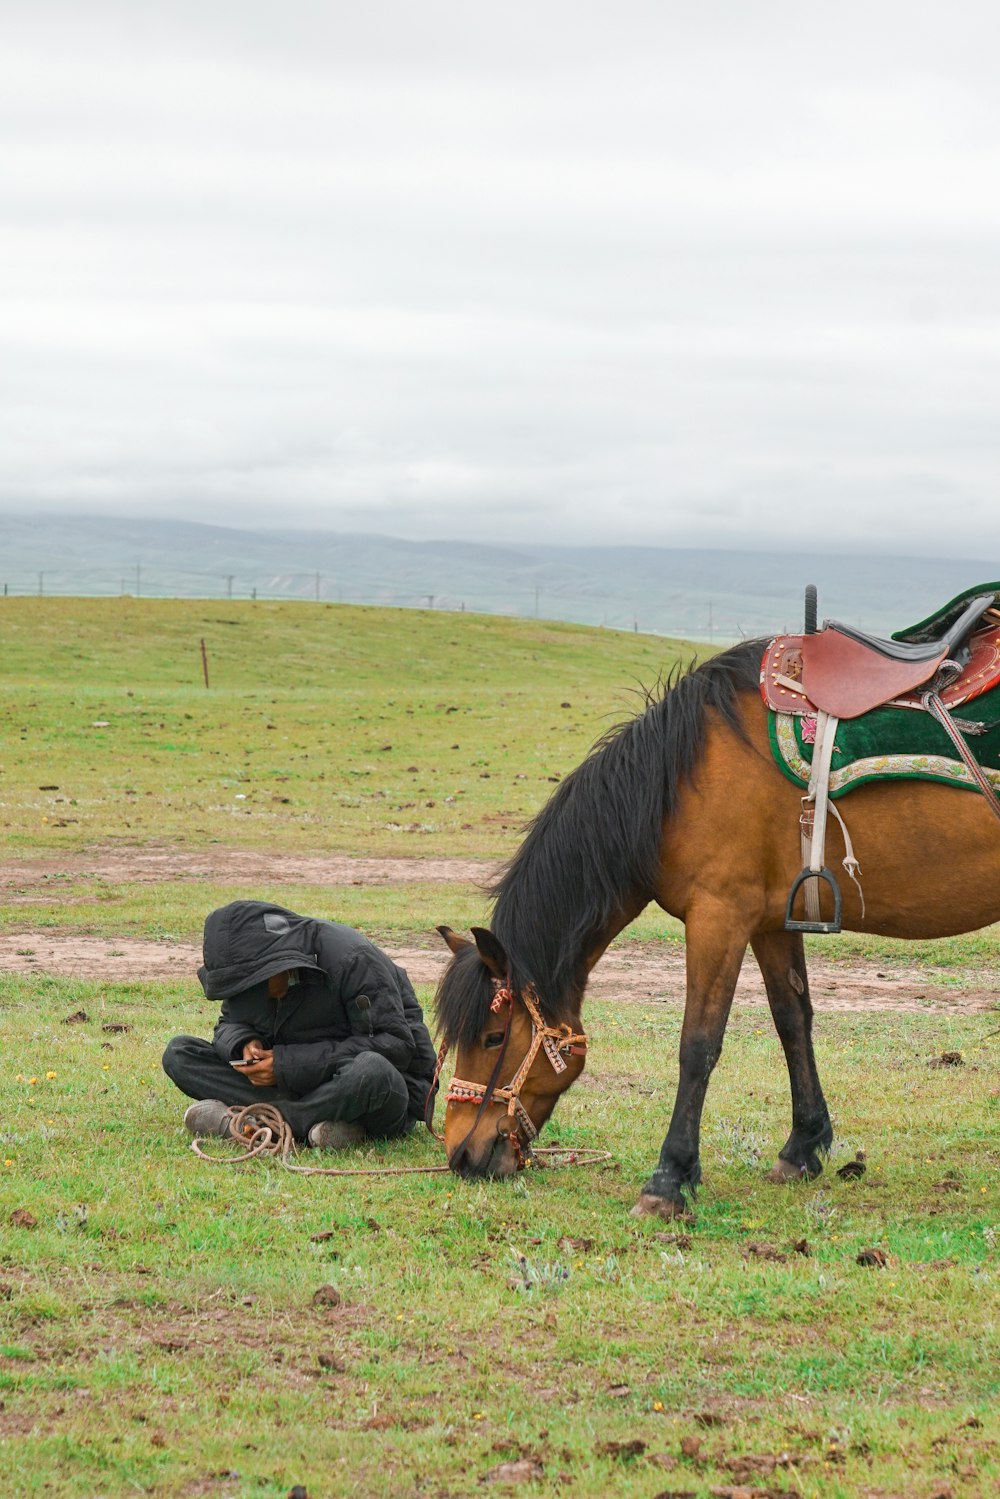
[{"left": 656, "top": 687, "right": 1000, "bottom": 942}]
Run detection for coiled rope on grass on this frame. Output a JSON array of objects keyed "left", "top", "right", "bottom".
[{"left": 190, "top": 1103, "right": 611, "bottom": 1176}]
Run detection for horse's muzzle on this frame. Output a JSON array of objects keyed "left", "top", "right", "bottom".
[{"left": 449, "top": 1127, "right": 521, "bottom": 1179}]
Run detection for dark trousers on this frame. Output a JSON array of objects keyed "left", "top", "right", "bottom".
[{"left": 161, "top": 1036, "right": 411, "bottom": 1140}]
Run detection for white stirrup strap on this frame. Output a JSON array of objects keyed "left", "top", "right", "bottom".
[{"left": 799, "top": 712, "right": 865, "bottom": 921}]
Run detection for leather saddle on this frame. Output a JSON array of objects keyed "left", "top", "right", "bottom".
[{"left": 763, "top": 588, "right": 1000, "bottom": 720}]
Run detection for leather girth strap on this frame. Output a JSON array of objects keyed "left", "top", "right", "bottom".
[{"left": 921, "top": 692, "right": 1000, "bottom": 828}]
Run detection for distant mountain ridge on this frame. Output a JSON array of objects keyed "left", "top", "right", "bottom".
[{"left": 2, "top": 512, "right": 998, "bottom": 640}]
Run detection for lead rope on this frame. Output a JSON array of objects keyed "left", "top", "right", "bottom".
[
  {"left": 191, "top": 1103, "right": 451, "bottom": 1175},
  {"left": 192, "top": 1101, "right": 610, "bottom": 1173}
]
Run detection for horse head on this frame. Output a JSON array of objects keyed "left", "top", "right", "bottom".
[{"left": 433, "top": 925, "right": 587, "bottom": 1178}]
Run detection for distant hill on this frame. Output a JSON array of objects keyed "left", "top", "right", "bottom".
[{"left": 2, "top": 512, "right": 998, "bottom": 640}]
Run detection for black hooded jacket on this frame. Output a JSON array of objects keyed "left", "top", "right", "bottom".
[{"left": 198, "top": 901, "right": 437, "bottom": 1118}]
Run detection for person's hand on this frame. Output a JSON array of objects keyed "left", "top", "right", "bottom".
[
  {"left": 242, "top": 1050, "right": 275, "bottom": 1087},
  {"left": 242, "top": 1040, "right": 267, "bottom": 1062}
]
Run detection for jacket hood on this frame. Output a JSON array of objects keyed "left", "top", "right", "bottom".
[{"left": 198, "top": 901, "right": 324, "bottom": 1001}]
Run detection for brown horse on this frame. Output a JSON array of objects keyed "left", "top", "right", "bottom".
[{"left": 434, "top": 636, "right": 1000, "bottom": 1218}]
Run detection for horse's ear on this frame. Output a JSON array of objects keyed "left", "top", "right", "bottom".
[
  {"left": 437, "top": 924, "right": 472, "bottom": 956},
  {"left": 470, "top": 926, "right": 508, "bottom": 979}
]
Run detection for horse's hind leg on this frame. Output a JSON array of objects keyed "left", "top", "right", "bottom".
[{"left": 750, "top": 929, "right": 832, "bottom": 1181}]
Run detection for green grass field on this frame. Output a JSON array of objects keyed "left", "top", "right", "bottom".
[
  {"left": 2, "top": 978, "right": 998, "bottom": 1498},
  {"left": 0, "top": 598, "right": 687, "bottom": 857},
  {"left": 2, "top": 600, "right": 999, "bottom": 1497}
]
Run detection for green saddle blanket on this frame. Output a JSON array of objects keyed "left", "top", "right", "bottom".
[{"left": 769, "top": 686, "right": 1000, "bottom": 799}]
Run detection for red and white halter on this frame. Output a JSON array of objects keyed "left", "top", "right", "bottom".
[{"left": 431, "top": 982, "right": 588, "bottom": 1163}]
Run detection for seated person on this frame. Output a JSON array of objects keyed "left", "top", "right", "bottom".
[{"left": 162, "top": 900, "right": 437, "bottom": 1149}]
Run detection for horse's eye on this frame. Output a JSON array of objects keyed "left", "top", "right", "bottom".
[{"left": 483, "top": 1032, "right": 505, "bottom": 1050}]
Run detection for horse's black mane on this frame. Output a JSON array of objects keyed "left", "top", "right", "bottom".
[
  {"left": 435, "top": 637, "right": 764, "bottom": 1044},
  {"left": 435, "top": 941, "right": 498, "bottom": 1048}
]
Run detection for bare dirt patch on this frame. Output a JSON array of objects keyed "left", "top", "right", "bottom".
[
  {"left": 0, "top": 843, "right": 493, "bottom": 890},
  {"left": 1, "top": 845, "right": 996, "bottom": 1013},
  {"left": 0, "top": 931, "right": 995, "bottom": 1014}
]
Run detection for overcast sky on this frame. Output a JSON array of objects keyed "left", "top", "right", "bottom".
[{"left": 3, "top": 1, "right": 1000, "bottom": 555}]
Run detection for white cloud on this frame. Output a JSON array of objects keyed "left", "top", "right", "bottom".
[{"left": 2, "top": 0, "right": 1000, "bottom": 555}]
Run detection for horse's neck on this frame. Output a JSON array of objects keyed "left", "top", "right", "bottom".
[
  {"left": 500, "top": 858, "right": 654, "bottom": 1020},
  {"left": 581, "top": 897, "right": 650, "bottom": 987}
]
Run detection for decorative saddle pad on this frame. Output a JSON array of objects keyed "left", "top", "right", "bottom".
[{"left": 769, "top": 685, "right": 1000, "bottom": 800}]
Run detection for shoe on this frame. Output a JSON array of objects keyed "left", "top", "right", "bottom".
[
  {"left": 307, "top": 1120, "right": 366, "bottom": 1150},
  {"left": 184, "top": 1099, "right": 236, "bottom": 1138}
]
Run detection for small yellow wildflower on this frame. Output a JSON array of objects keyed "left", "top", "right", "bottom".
[
  {"left": 3, "top": 1159, "right": 13, "bottom": 1167},
  {"left": 652, "top": 1400, "right": 664, "bottom": 1412},
  {"left": 28, "top": 1077, "right": 38, "bottom": 1085},
  {"left": 46, "top": 1071, "right": 57, "bottom": 1080}
]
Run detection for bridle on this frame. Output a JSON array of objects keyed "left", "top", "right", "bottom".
[{"left": 427, "top": 978, "right": 588, "bottom": 1168}]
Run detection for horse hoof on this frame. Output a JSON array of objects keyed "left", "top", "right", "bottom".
[
  {"left": 767, "top": 1158, "right": 807, "bottom": 1184},
  {"left": 630, "top": 1193, "right": 693, "bottom": 1221}
]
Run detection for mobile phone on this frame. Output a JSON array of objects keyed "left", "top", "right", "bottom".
[{"left": 231, "top": 1058, "right": 256, "bottom": 1068}]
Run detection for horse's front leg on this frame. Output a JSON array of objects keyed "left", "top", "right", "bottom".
[
  {"left": 751, "top": 929, "right": 833, "bottom": 1181},
  {"left": 632, "top": 904, "right": 748, "bottom": 1219}
]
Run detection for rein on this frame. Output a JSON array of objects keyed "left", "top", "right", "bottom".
[
  {"left": 429, "top": 978, "right": 588, "bottom": 1169},
  {"left": 429, "top": 980, "right": 517, "bottom": 1168}
]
